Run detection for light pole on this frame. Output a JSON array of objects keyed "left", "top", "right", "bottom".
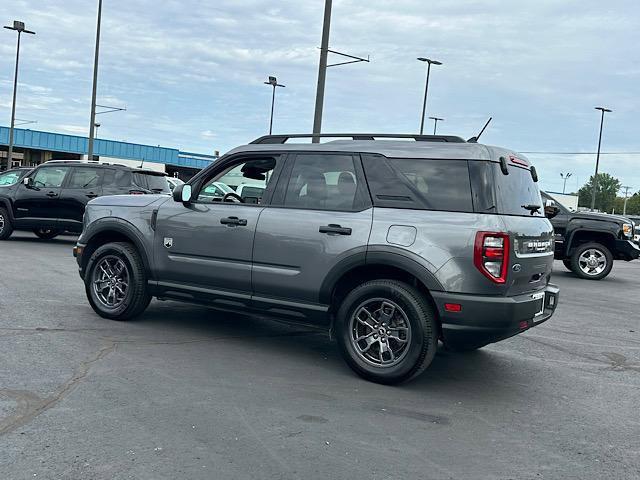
[
  {"left": 560, "top": 172, "right": 572, "bottom": 194},
  {"left": 94, "top": 122, "right": 101, "bottom": 138},
  {"left": 87, "top": 0, "right": 103, "bottom": 161},
  {"left": 417, "top": 57, "right": 442, "bottom": 135},
  {"left": 590, "top": 106, "right": 612, "bottom": 211},
  {"left": 312, "top": 0, "right": 333, "bottom": 143},
  {"left": 264, "top": 76, "right": 285, "bottom": 135},
  {"left": 429, "top": 116, "right": 444, "bottom": 135},
  {"left": 3, "top": 21, "right": 35, "bottom": 169},
  {"left": 621, "top": 185, "right": 631, "bottom": 216}
]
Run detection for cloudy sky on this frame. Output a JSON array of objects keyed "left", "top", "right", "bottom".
[{"left": 1, "top": 0, "right": 639, "bottom": 192}]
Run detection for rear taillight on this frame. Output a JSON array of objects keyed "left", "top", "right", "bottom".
[{"left": 474, "top": 232, "right": 510, "bottom": 284}]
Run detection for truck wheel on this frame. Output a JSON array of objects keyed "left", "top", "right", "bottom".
[
  {"left": 335, "top": 280, "right": 437, "bottom": 385},
  {"left": 33, "top": 228, "right": 62, "bottom": 240},
  {"left": 0, "top": 207, "right": 13, "bottom": 240},
  {"left": 85, "top": 242, "right": 151, "bottom": 320},
  {"left": 570, "top": 242, "right": 613, "bottom": 280},
  {"left": 562, "top": 259, "right": 573, "bottom": 271}
]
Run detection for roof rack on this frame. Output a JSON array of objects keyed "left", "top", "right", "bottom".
[
  {"left": 250, "top": 133, "right": 467, "bottom": 144},
  {"left": 45, "top": 159, "right": 101, "bottom": 164}
]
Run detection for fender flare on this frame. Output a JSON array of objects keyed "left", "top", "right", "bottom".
[
  {"left": 564, "top": 227, "right": 617, "bottom": 255},
  {"left": 82, "top": 218, "right": 153, "bottom": 276},
  {"left": 0, "top": 197, "right": 15, "bottom": 221}
]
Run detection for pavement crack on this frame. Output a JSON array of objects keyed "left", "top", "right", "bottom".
[{"left": 0, "top": 342, "right": 116, "bottom": 437}]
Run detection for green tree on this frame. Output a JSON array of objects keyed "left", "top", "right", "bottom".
[
  {"left": 577, "top": 173, "right": 621, "bottom": 212},
  {"left": 614, "top": 192, "right": 640, "bottom": 216}
]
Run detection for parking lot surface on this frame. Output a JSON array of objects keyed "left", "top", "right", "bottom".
[{"left": 1, "top": 232, "right": 639, "bottom": 479}]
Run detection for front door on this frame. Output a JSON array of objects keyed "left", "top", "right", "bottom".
[
  {"left": 153, "top": 155, "right": 282, "bottom": 303},
  {"left": 252, "top": 153, "right": 373, "bottom": 312},
  {"left": 58, "top": 166, "right": 103, "bottom": 232},
  {"left": 13, "top": 166, "right": 70, "bottom": 226}
]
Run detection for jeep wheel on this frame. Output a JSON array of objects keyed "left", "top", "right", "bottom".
[
  {"left": 33, "top": 227, "right": 62, "bottom": 240},
  {"left": 570, "top": 242, "right": 613, "bottom": 280},
  {"left": 335, "top": 280, "right": 437, "bottom": 385},
  {"left": 85, "top": 242, "right": 151, "bottom": 320},
  {"left": 562, "top": 259, "right": 573, "bottom": 272},
  {"left": 0, "top": 207, "right": 13, "bottom": 240}
]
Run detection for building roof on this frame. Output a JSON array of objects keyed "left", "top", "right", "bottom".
[{"left": 0, "top": 125, "right": 216, "bottom": 169}]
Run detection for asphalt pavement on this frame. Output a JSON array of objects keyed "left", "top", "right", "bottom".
[{"left": 1, "top": 231, "right": 639, "bottom": 479}]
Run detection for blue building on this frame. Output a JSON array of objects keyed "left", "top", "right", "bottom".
[{"left": 0, "top": 125, "right": 217, "bottom": 179}]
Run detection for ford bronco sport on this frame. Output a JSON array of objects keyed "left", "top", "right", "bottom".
[{"left": 74, "top": 134, "right": 559, "bottom": 384}]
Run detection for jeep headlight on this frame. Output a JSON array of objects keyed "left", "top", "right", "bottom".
[{"left": 622, "top": 223, "right": 633, "bottom": 238}]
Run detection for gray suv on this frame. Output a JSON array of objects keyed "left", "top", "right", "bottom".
[{"left": 74, "top": 134, "right": 559, "bottom": 384}]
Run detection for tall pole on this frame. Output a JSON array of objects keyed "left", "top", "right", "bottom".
[
  {"left": 429, "top": 116, "right": 444, "bottom": 135},
  {"left": 621, "top": 186, "right": 631, "bottom": 216},
  {"left": 312, "top": 0, "right": 332, "bottom": 143},
  {"left": 269, "top": 85, "right": 276, "bottom": 135},
  {"left": 418, "top": 58, "right": 442, "bottom": 135},
  {"left": 7, "top": 31, "right": 21, "bottom": 168},
  {"left": 87, "top": 0, "right": 103, "bottom": 161},
  {"left": 560, "top": 172, "right": 572, "bottom": 194},
  {"left": 590, "top": 107, "right": 611, "bottom": 211}
]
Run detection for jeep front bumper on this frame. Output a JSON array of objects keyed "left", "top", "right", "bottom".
[{"left": 431, "top": 283, "right": 559, "bottom": 349}]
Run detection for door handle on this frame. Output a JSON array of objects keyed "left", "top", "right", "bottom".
[
  {"left": 220, "top": 216, "right": 247, "bottom": 226},
  {"left": 86, "top": 192, "right": 98, "bottom": 198},
  {"left": 46, "top": 191, "right": 58, "bottom": 198},
  {"left": 319, "top": 224, "right": 352, "bottom": 235}
]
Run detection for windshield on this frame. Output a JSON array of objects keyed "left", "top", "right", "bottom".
[
  {"left": 0, "top": 169, "right": 25, "bottom": 186},
  {"left": 493, "top": 163, "right": 543, "bottom": 217}
]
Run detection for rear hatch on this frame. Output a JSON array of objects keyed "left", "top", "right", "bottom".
[{"left": 491, "top": 155, "right": 554, "bottom": 296}]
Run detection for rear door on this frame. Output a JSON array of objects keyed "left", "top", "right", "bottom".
[
  {"left": 490, "top": 159, "right": 555, "bottom": 295},
  {"left": 13, "top": 166, "right": 70, "bottom": 226},
  {"left": 58, "top": 166, "right": 103, "bottom": 231},
  {"left": 252, "top": 153, "right": 373, "bottom": 314}
]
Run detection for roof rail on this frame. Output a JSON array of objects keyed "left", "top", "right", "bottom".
[
  {"left": 45, "top": 159, "right": 100, "bottom": 164},
  {"left": 250, "top": 133, "right": 467, "bottom": 144}
]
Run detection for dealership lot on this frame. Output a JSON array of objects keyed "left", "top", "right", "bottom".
[{"left": 1, "top": 232, "right": 639, "bottom": 479}]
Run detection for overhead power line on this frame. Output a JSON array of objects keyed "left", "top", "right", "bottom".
[{"left": 519, "top": 151, "right": 640, "bottom": 155}]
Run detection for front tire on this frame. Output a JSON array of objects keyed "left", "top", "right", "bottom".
[
  {"left": 569, "top": 242, "right": 613, "bottom": 280},
  {"left": 33, "top": 227, "right": 62, "bottom": 240},
  {"left": 562, "top": 259, "right": 573, "bottom": 272},
  {"left": 335, "top": 280, "right": 437, "bottom": 385},
  {"left": 0, "top": 207, "right": 13, "bottom": 240},
  {"left": 85, "top": 242, "right": 151, "bottom": 320}
]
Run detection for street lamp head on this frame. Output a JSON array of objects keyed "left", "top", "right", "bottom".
[
  {"left": 3, "top": 20, "right": 35, "bottom": 34},
  {"left": 417, "top": 57, "right": 442, "bottom": 65},
  {"left": 594, "top": 106, "right": 612, "bottom": 113},
  {"left": 264, "top": 76, "right": 285, "bottom": 88},
  {"left": 429, "top": 116, "right": 444, "bottom": 121}
]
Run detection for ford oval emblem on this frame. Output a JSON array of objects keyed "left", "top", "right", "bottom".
[{"left": 512, "top": 263, "right": 522, "bottom": 272}]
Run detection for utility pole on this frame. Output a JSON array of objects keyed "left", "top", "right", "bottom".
[
  {"left": 87, "top": 0, "right": 103, "bottom": 161},
  {"left": 621, "top": 185, "right": 631, "bottom": 216},
  {"left": 3, "top": 21, "right": 36, "bottom": 169},
  {"left": 590, "top": 106, "right": 612, "bottom": 211},
  {"left": 417, "top": 58, "right": 442, "bottom": 135},
  {"left": 560, "top": 172, "right": 572, "bottom": 194},
  {"left": 312, "top": 0, "right": 332, "bottom": 143}
]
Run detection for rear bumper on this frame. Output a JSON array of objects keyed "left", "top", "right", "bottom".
[
  {"left": 431, "top": 283, "right": 559, "bottom": 349},
  {"left": 615, "top": 239, "right": 640, "bottom": 261}
]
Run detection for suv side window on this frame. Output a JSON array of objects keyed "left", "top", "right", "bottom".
[
  {"left": 196, "top": 157, "right": 277, "bottom": 204},
  {"left": 362, "top": 154, "right": 473, "bottom": 212},
  {"left": 32, "top": 167, "right": 70, "bottom": 188},
  {"left": 67, "top": 167, "right": 103, "bottom": 189},
  {"left": 283, "top": 154, "right": 364, "bottom": 211}
]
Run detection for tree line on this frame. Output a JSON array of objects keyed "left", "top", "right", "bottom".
[{"left": 575, "top": 173, "right": 639, "bottom": 215}]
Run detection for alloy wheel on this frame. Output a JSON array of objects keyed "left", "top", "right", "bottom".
[
  {"left": 578, "top": 248, "right": 607, "bottom": 276},
  {"left": 92, "top": 255, "right": 130, "bottom": 308},
  {"left": 0, "top": 213, "right": 4, "bottom": 234},
  {"left": 349, "top": 298, "right": 412, "bottom": 367}
]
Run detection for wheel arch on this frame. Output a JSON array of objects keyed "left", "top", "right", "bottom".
[
  {"left": 565, "top": 229, "right": 617, "bottom": 256},
  {"left": 81, "top": 220, "right": 153, "bottom": 278}
]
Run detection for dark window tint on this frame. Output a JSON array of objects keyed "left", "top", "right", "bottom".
[
  {"left": 284, "top": 154, "right": 359, "bottom": 211},
  {"left": 362, "top": 155, "right": 473, "bottom": 212},
  {"left": 67, "top": 167, "right": 102, "bottom": 189},
  {"left": 493, "top": 163, "right": 543, "bottom": 217},
  {"left": 114, "top": 170, "right": 132, "bottom": 188},
  {"left": 133, "top": 173, "right": 170, "bottom": 193},
  {"left": 32, "top": 167, "right": 70, "bottom": 188}
]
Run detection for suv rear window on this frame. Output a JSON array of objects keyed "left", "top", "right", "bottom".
[
  {"left": 133, "top": 172, "right": 170, "bottom": 193},
  {"left": 493, "top": 164, "right": 543, "bottom": 217},
  {"left": 362, "top": 154, "right": 473, "bottom": 212}
]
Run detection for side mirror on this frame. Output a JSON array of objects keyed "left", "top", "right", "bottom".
[
  {"left": 23, "top": 177, "right": 34, "bottom": 188},
  {"left": 173, "top": 183, "right": 192, "bottom": 204},
  {"left": 544, "top": 200, "right": 560, "bottom": 219}
]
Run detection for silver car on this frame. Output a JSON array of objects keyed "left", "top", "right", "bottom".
[{"left": 74, "top": 134, "right": 559, "bottom": 384}]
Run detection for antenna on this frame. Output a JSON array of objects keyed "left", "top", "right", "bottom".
[{"left": 467, "top": 117, "right": 492, "bottom": 143}]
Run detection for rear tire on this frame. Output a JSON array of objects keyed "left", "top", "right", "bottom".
[
  {"left": 335, "top": 280, "right": 438, "bottom": 385},
  {"left": 569, "top": 242, "right": 613, "bottom": 280},
  {"left": 85, "top": 242, "right": 151, "bottom": 320},
  {"left": 33, "top": 227, "right": 62, "bottom": 240},
  {"left": 0, "top": 207, "right": 13, "bottom": 240}
]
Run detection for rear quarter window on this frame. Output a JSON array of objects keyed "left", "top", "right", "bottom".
[{"left": 362, "top": 154, "right": 473, "bottom": 212}]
